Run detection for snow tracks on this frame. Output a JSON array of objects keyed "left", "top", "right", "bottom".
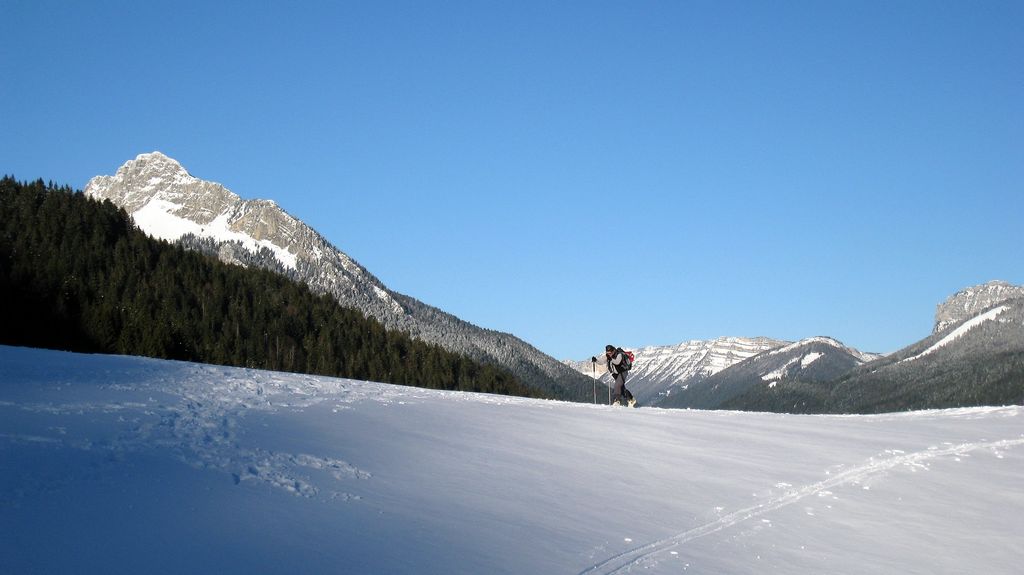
[{"left": 579, "top": 436, "right": 1024, "bottom": 574}]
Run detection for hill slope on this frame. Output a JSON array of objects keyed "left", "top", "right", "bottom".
[{"left": 2, "top": 345, "right": 1022, "bottom": 574}]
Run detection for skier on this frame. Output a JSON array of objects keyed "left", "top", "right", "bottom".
[{"left": 595, "top": 345, "right": 636, "bottom": 407}]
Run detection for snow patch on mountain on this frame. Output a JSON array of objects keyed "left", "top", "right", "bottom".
[
  {"left": 801, "top": 352, "right": 824, "bottom": 367},
  {"left": 761, "top": 350, "right": 825, "bottom": 384},
  {"left": 762, "top": 357, "right": 801, "bottom": 382},
  {"left": 133, "top": 198, "right": 298, "bottom": 269},
  {"left": 902, "top": 305, "right": 1011, "bottom": 364},
  {"left": 767, "top": 336, "right": 880, "bottom": 364}
]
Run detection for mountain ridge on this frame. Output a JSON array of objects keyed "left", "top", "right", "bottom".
[
  {"left": 724, "top": 292, "right": 1024, "bottom": 413},
  {"left": 570, "top": 281, "right": 1023, "bottom": 412},
  {"left": 657, "top": 336, "right": 880, "bottom": 409}
]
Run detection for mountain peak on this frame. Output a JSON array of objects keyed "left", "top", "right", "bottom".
[
  {"left": 935, "top": 280, "right": 1024, "bottom": 333},
  {"left": 85, "top": 151, "right": 219, "bottom": 212},
  {"left": 133, "top": 150, "right": 183, "bottom": 167},
  {"left": 770, "top": 336, "right": 846, "bottom": 355},
  {"left": 767, "top": 336, "right": 881, "bottom": 365},
  {"left": 117, "top": 151, "right": 194, "bottom": 183},
  {"left": 84, "top": 154, "right": 361, "bottom": 276}
]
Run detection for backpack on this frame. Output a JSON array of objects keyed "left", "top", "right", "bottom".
[{"left": 617, "top": 348, "right": 634, "bottom": 372}]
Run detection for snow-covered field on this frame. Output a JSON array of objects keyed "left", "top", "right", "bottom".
[{"left": 2, "top": 345, "right": 1021, "bottom": 574}]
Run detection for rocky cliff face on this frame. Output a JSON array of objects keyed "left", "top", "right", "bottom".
[
  {"left": 934, "top": 281, "right": 1024, "bottom": 333},
  {"left": 85, "top": 152, "right": 592, "bottom": 399}
]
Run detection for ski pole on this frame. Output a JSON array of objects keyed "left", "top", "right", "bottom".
[{"left": 591, "top": 358, "right": 597, "bottom": 404}]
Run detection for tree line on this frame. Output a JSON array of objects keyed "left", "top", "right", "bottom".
[{"left": 0, "top": 177, "right": 543, "bottom": 398}]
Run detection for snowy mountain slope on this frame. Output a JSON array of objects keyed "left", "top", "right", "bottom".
[
  {"left": 904, "top": 304, "right": 1012, "bottom": 364},
  {"left": 566, "top": 337, "right": 785, "bottom": 405},
  {"left": 732, "top": 299, "right": 1024, "bottom": 414},
  {"left": 825, "top": 297, "right": 1024, "bottom": 412},
  {"left": 934, "top": 280, "right": 1024, "bottom": 333},
  {"left": 3, "top": 345, "right": 1022, "bottom": 574},
  {"left": 658, "top": 337, "right": 881, "bottom": 410},
  {"left": 84, "top": 152, "right": 592, "bottom": 399}
]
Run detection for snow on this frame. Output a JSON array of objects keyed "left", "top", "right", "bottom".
[
  {"left": 132, "top": 199, "right": 298, "bottom": 270},
  {"left": 758, "top": 353, "right": 828, "bottom": 383},
  {"left": 762, "top": 357, "right": 800, "bottom": 382},
  {"left": 765, "top": 336, "right": 880, "bottom": 364},
  {"left": 2, "top": 345, "right": 1022, "bottom": 574},
  {"left": 131, "top": 198, "right": 195, "bottom": 240},
  {"left": 901, "top": 305, "right": 1010, "bottom": 363},
  {"left": 767, "top": 337, "right": 845, "bottom": 357},
  {"left": 801, "top": 352, "right": 823, "bottom": 368}
]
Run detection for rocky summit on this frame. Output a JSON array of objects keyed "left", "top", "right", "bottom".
[{"left": 934, "top": 280, "right": 1024, "bottom": 334}]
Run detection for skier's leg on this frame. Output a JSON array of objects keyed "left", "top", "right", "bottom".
[{"left": 610, "top": 374, "right": 624, "bottom": 405}]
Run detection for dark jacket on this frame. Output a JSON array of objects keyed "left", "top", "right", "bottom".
[{"left": 606, "top": 349, "right": 627, "bottom": 376}]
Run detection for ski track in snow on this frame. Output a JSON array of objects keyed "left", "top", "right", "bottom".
[{"left": 579, "top": 436, "right": 1024, "bottom": 574}]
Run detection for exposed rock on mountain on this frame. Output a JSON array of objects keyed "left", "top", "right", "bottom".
[{"left": 934, "top": 280, "right": 1024, "bottom": 333}]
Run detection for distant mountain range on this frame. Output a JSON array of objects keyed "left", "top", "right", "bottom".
[
  {"left": 660, "top": 336, "right": 882, "bottom": 410},
  {"left": 564, "top": 337, "right": 785, "bottom": 404},
  {"left": 570, "top": 280, "right": 1023, "bottom": 413},
  {"left": 85, "top": 152, "right": 593, "bottom": 400}
]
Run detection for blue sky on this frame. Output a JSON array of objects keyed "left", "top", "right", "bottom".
[{"left": 4, "top": 1, "right": 1022, "bottom": 359}]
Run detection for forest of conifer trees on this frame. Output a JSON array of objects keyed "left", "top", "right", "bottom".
[{"left": 0, "top": 177, "right": 543, "bottom": 399}]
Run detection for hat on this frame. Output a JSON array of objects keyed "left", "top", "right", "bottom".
[{"left": 605, "top": 345, "right": 615, "bottom": 352}]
